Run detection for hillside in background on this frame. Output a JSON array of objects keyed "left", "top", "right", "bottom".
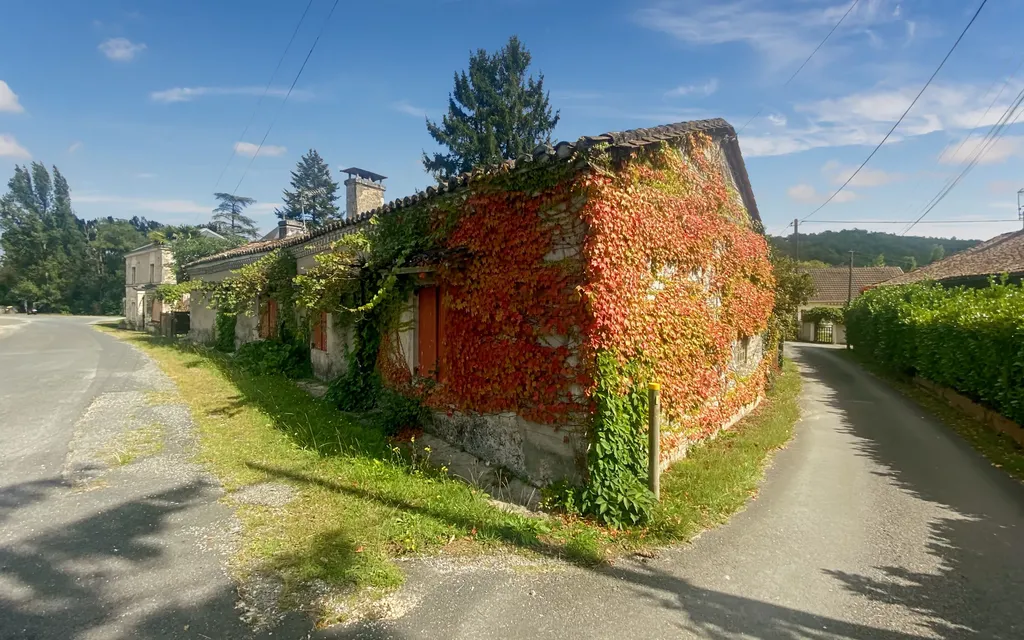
[{"left": 769, "top": 229, "right": 979, "bottom": 269}]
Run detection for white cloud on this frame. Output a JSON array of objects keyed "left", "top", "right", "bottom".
[
  {"left": 0, "top": 134, "right": 30, "bottom": 158},
  {"left": 248, "top": 203, "right": 280, "bottom": 215},
  {"left": 74, "top": 194, "right": 208, "bottom": 215},
  {"left": 392, "top": 101, "right": 429, "bottom": 118},
  {"left": 634, "top": 0, "right": 899, "bottom": 69},
  {"left": 741, "top": 80, "right": 1024, "bottom": 158},
  {"left": 150, "top": 86, "right": 312, "bottom": 103},
  {"left": 0, "top": 81, "right": 24, "bottom": 113},
  {"left": 135, "top": 172, "right": 157, "bottom": 179},
  {"left": 67, "top": 141, "right": 83, "bottom": 154},
  {"left": 99, "top": 37, "right": 146, "bottom": 62},
  {"left": 767, "top": 113, "right": 787, "bottom": 126},
  {"left": 987, "top": 180, "right": 1020, "bottom": 196},
  {"left": 233, "top": 141, "right": 287, "bottom": 158},
  {"left": 786, "top": 183, "right": 857, "bottom": 204},
  {"left": 666, "top": 79, "right": 719, "bottom": 98},
  {"left": 821, "top": 159, "right": 902, "bottom": 187},
  {"left": 938, "top": 135, "right": 1024, "bottom": 166}
]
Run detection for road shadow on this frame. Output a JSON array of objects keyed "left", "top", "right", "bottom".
[
  {"left": 782, "top": 344, "right": 1024, "bottom": 639},
  {"left": 0, "top": 478, "right": 309, "bottom": 639}
]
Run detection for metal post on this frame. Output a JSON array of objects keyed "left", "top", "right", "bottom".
[{"left": 648, "top": 382, "right": 661, "bottom": 501}]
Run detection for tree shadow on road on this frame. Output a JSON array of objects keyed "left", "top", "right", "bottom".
[
  {"left": 0, "top": 477, "right": 310, "bottom": 639},
  {"left": 783, "top": 345, "right": 1024, "bottom": 639}
]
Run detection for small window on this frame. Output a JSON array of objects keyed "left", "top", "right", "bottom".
[
  {"left": 149, "top": 263, "right": 155, "bottom": 282},
  {"left": 131, "top": 266, "right": 136, "bottom": 284},
  {"left": 312, "top": 312, "right": 328, "bottom": 352}
]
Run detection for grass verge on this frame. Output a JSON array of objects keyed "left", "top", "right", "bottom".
[
  {"left": 97, "top": 327, "right": 801, "bottom": 620},
  {"left": 837, "top": 349, "right": 1024, "bottom": 481}
]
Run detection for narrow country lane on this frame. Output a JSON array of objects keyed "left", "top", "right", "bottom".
[
  {"left": 332, "top": 343, "right": 1024, "bottom": 640},
  {"left": 0, "top": 317, "right": 312, "bottom": 640}
]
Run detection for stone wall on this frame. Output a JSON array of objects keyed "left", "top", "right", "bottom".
[
  {"left": 189, "top": 291, "right": 217, "bottom": 345},
  {"left": 428, "top": 411, "right": 587, "bottom": 487},
  {"left": 311, "top": 313, "right": 352, "bottom": 381},
  {"left": 235, "top": 302, "right": 259, "bottom": 350},
  {"left": 345, "top": 177, "right": 385, "bottom": 219}
]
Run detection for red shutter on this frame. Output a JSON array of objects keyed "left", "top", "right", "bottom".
[
  {"left": 313, "top": 311, "right": 328, "bottom": 351},
  {"left": 437, "top": 284, "right": 448, "bottom": 382},
  {"left": 417, "top": 287, "right": 438, "bottom": 377},
  {"left": 268, "top": 299, "right": 278, "bottom": 338}
]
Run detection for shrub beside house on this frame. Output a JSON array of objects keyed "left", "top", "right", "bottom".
[{"left": 181, "top": 118, "right": 776, "bottom": 524}]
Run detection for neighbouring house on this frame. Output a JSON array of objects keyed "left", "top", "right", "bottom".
[
  {"left": 878, "top": 229, "right": 1024, "bottom": 287},
  {"left": 184, "top": 119, "right": 776, "bottom": 491},
  {"left": 123, "top": 243, "right": 177, "bottom": 332},
  {"left": 799, "top": 266, "right": 903, "bottom": 344}
]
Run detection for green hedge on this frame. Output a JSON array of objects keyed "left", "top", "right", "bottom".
[
  {"left": 802, "top": 306, "right": 845, "bottom": 325},
  {"left": 846, "top": 281, "right": 1024, "bottom": 425}
]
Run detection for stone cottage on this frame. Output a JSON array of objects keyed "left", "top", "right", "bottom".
[
  {"left": 798, "top": 266, "right": 903, "bottom": 344},
  {"left": 185, "top": 118, "right": 775, "bottom": 490},
  {"left": 123, "top": 242, "right": 176, "bottom": 331}
]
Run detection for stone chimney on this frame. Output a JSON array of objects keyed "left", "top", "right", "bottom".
[
  {"left": 341, "top": 167, "right": 387, "bottom": 219},
  {"left": 277, "top": 219, "right": 306, "bottom": 239}
]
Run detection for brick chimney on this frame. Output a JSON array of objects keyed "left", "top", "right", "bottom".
[{"left": 341, "top": 167, "right": 386, "bottom": 219}]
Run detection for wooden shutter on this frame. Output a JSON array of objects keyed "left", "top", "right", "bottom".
[
  {"left": 268, "top": 299, "right": 278, "bottom": 338},
  {"left": 313, "top": 311, "right": 328, "bottom": 351}
]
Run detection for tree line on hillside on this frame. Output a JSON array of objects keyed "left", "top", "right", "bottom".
[
  {"left": 769, "top": 229, "right": 978, "bottom": 270},
  {"left": 0, "top": 36, "right": 563, "bottom": 314}
]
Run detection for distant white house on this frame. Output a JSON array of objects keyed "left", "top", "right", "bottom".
[{"left": 123, "top": 243, "right": 176, "bottom": 331}]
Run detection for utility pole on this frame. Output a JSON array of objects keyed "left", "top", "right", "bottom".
[
  {"left": 793, "top": 218, "right": 800, "bottom": 261},
  {"left": 847, "top": 250, "right": 855, "bottom": 306},
  {"left": 1017, "top": 189, "right": 1023, "bottom": 230}
]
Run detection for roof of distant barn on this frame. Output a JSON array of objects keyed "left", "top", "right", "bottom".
[{"left": 188, "top": 118, "right": 759, "bottom": 269}]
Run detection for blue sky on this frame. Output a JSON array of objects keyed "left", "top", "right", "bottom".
[{"left": 1, "top": 0, "right": 1023, "bottom": 241}]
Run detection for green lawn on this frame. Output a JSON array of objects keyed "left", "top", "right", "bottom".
[
  {"left": 837, "top": 349, "right": 1024, "bottom": 482},
  {"left": 98, "top": 326, "right": 802, "bottom": 621}
]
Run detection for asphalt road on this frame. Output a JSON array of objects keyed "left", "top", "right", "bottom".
[
  {"left": 5, "top": 320, "right": 1024, "bottom": 639},
  {"left": 0, "top": 316, "right": 310, "bottom": 640},
  {"left": 333, "top": 343, "right": 1024, "bottom": 639}
]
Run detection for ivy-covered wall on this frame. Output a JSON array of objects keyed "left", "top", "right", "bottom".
[{"left": 579, "top": 137, "right": 775, "bottom": 464}]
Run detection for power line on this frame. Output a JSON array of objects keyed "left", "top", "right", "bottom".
[
  {"left": 231, "top": 0, "right": 342, "bottom": 196},
  {"left": 738, "top": 0, "right": 860, "bottom": 134},
  {"left": 801, "top": 0, "right": 990, "bottom": 222},
  {"left": 901, "top": 77, "right": 1024, "bottom": 235},
  {"left": 210, "top": 0, "right": 317, "bottom": 196},
  {"left": 803, "top": 219, "right": 1020, "bottom": 224}
]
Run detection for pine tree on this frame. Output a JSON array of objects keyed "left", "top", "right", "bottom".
[
  {"left": 423, "top": 36, "right": 560, "bottom": 180},
  {"left": 211, "top": 192, "right": 259, "bottom": 240},
  {"left": 276, "top": 149, "right": 340, "bottom": 228}
]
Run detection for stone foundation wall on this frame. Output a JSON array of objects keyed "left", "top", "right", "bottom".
[
  {"left": 428, "top": 411, "right": 587, "bottom": 487},
  {"left": 188, "top": 292, "right": 216, "bottom": 345}
]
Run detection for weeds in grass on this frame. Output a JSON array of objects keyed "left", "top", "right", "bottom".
[{"left": 104, "top": 423, "right": 165, "bottom": 466}]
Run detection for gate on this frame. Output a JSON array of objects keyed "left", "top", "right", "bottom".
[{"left": 815, "top": 323, "right": 834, "bottom": 344}]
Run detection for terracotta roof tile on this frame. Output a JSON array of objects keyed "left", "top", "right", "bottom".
[
  {"left": 880, "top": 231, "right": 1024, "bottom": 286},
  {"left": 805, "top": 266, "right": 905, "bottom": 304},
  {"left": 188, "top": 118, "right": 758, "bottom": 270}
]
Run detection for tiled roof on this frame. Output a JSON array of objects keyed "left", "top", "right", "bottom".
[
  {"left": 879, "top": 230, "right": 1024, "bottom": 286},
  {"left": 805, "top": 266, "right": 905, "bottom": 304},
  {"left": 188, "top": 118, "right": 758, "bottom": 269}
]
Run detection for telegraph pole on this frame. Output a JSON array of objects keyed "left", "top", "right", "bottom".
[
  {"left": 1017, "top": 189, "right": 1023, "bottom": 230},
  {"left": 793, "top": 218, "right": 800, "bottom": 261},
  {"left": 847, "top": 250, "right": 855, "bottom": 306}
]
